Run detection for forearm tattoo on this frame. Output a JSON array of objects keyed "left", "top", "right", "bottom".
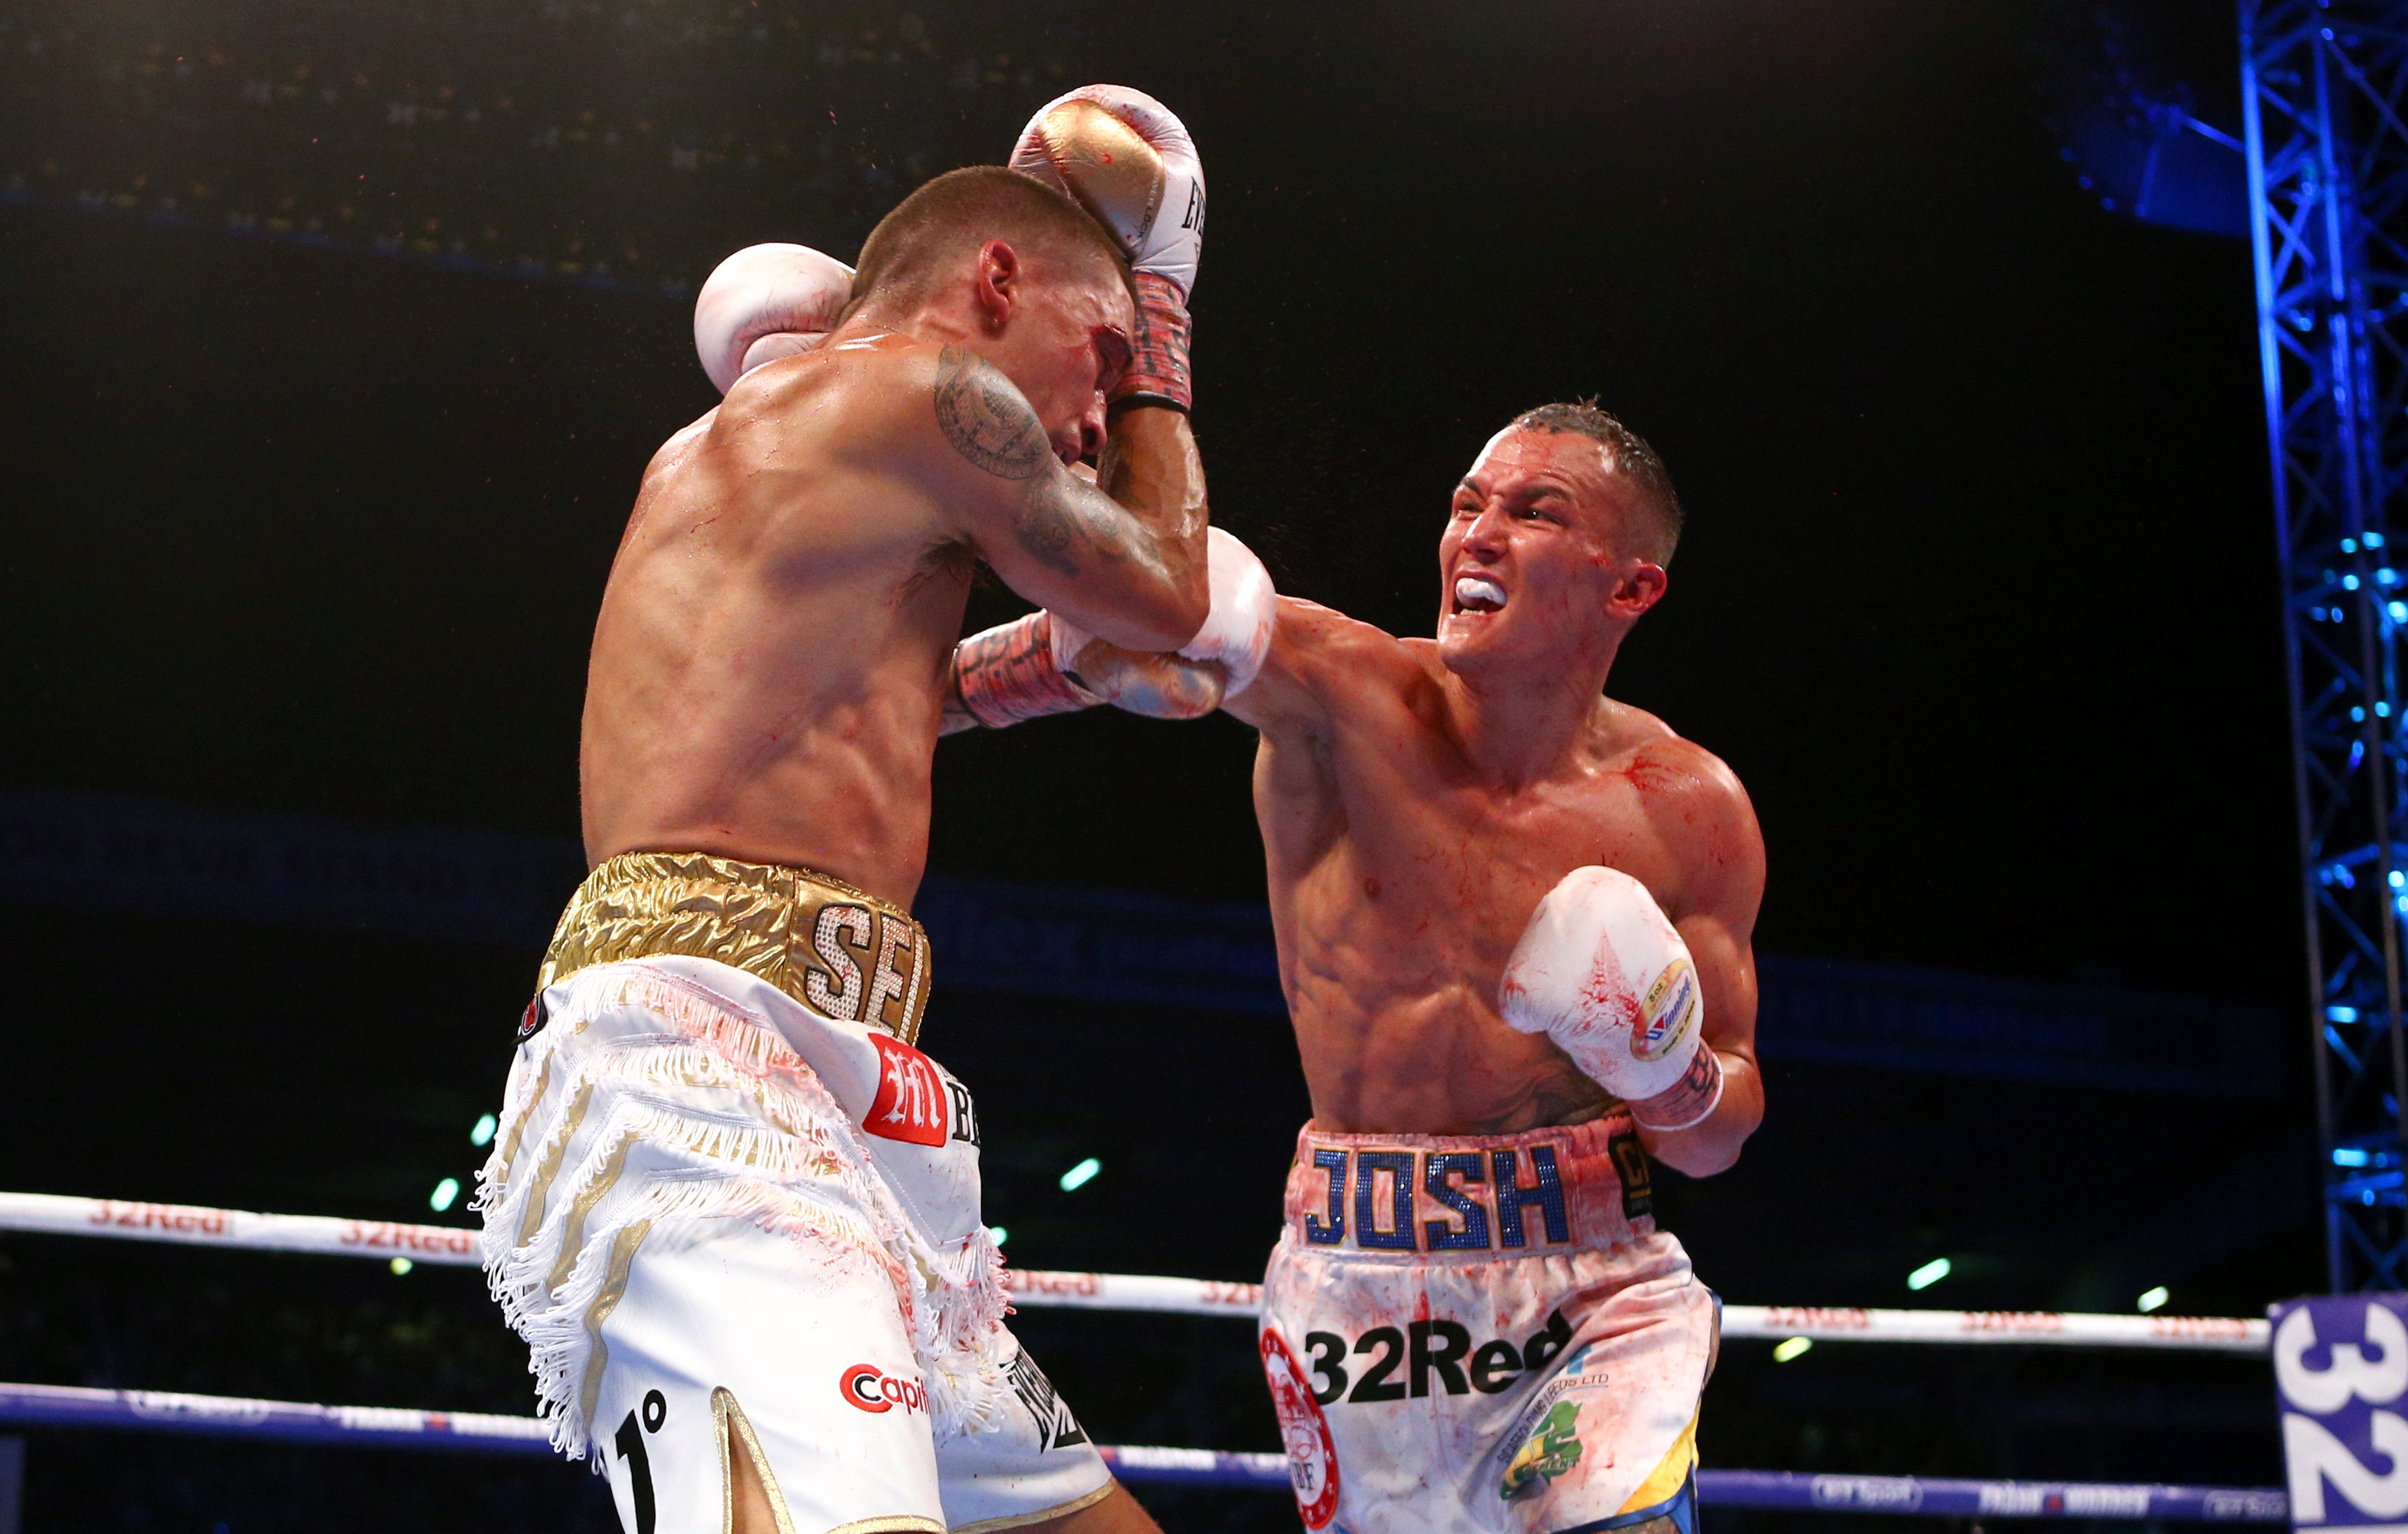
[{"left": 933, "top": 346, "right": 1154, "bottom": 582}]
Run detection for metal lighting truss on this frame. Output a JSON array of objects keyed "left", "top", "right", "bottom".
[{"left": 2244, "top": 0, "right": 2408, "bottom": 1287}]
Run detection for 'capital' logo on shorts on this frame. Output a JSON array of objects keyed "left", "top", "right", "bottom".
[{"left": 839, "top": 1364, "right": 927, "bottom": 1414}]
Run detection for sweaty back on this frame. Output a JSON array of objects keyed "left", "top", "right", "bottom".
[{"left": 579, "top": 336, "right": 974, "bottom": 908}]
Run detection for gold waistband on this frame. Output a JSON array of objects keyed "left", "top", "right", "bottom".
[{"left": 539, "top": 851, "right": 933, "bottom": 1045}]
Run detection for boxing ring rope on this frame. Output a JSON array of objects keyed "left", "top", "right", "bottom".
[
  {"left": 0, "top": 1382, "right": 2292, "bottom": 1520},
  {"left": 0, "top": 1192, "right": 2272, "bottom": 1351},
  {"left": 0, "top": 1190, "right": 2293, "bottom": 1519}
]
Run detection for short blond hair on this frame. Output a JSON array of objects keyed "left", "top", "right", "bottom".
[{"left": 846, "top": 164, "right": 1131, "bottom": 319}]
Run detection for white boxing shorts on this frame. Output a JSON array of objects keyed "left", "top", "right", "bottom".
[
  {"left": 478, "top": 852, "right": 1113, "bottom": 1534},
  {"left": 1258, "top": 1114, "right": 1718, "bottom": 1534}
]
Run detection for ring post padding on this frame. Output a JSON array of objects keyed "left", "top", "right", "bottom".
[
  {"left": 0, "top": 1191, "right": 2273, "bottom": 1351},
  {"left": 0, "top": 1382, "right": 2290, "bottom": 1518}
]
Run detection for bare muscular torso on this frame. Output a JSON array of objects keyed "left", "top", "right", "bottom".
[
  {"left": 582, "top": 320, "right": 1206, "bottom": 910},
  {"left": 1238, "top": 600, "right": 1765, "bottom": 1142},
  {"left": 583, "top": 342, "right": 974, "bottom": 906}
]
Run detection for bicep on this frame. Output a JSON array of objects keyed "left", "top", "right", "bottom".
[
  {"left": 1678, "top": 912, "right": 1758, "bottom": 1062},
  {"left": 1672, "top": 774, "right": 1766, "bottom": 1059}
]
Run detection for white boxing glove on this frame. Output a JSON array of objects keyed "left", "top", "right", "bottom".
[
  {"left": 1011, "top": 84, "right": 1204, "bottom": 411},
  {"left": 692, "top": 242, "right": 857, "bottom": 396},
  {"left": 1009, "top": 84, "right": 1204, "bottom": 298},
  {"left": 1045, "top": 526, "right": 1272, "bottom": 704},
  {"left": 1169, "top": 527, "right": 1275, "bottom": 697},
  {"left": 1499, "top": 867, "right": 1722, "bottom": 1131}
]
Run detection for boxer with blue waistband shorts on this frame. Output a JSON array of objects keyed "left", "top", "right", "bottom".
[
  {"left": 944, "top": 402, "right": 1764, "bottom": 1534},
  {"left": 480, "top": 87, "right": 1276, "bottom": 1534}
]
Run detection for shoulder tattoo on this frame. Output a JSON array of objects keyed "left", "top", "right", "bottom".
[{"left": 934, "top": 346, "right": 1054, "bottom": 481}]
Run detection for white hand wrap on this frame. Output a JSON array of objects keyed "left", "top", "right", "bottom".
[
  {"left": 1499, "top": 868, "right": 1711, "bottom": 1119},
  {"left": 1174, "top": 528, "right": 1275, "bottom": 697},
  {"left": 692, "top": 242, "right": 857, "bottom": 395}
]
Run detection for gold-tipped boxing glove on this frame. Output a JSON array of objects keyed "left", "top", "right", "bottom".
[
  {"left": 692, "top": 242, "right": 857, "bottom": 395},
  {"left": 1010, "top": 85, "right": 1204, "bottom": 412}
]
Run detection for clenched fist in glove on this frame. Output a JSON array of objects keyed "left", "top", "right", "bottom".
[
  {"left": 1499, "top": 867, "right": 1725, "bottom": 1132},
  {"left": 692, "top": 242, "right": 857, "bottom": 395},
  {"left": 948, "top": 528, "right": 1275, "bottom": 731},
  {"left": 1010, "top": 85, "right": 1204, "bottom": 412}
]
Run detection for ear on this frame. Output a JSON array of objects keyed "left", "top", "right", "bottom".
[
  {"left": 1607, "top": 562, "right": 1668, "bottom": 620},
  {"left": 973, "top": 240, "right": 1020, "bottom": 329}
]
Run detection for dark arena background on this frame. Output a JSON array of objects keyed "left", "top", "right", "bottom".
[{"left": 0, "top": 1, "right": 2377, "bottom": 1531}]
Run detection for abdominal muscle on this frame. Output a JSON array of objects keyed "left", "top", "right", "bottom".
[{"left": 1281, "top": 874, "right": 1616, "bottom": 1136}]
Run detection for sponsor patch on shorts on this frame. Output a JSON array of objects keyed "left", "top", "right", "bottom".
[
  {"left": 1260, "top": 1328, "right": 1342, "bottom": 1529},
  {"left": 865, "top": 1033, "right": 949, "bottom": 1147},
  {"left": 1501, "top": 1398, "right": 1585, "bottom": 1500},
  {"left": 839, "top": 1363, "right": 927, "bottom": 1414},
  {"left": 1005, "top": 1350, "right": 1088, "bottom": 1451}
]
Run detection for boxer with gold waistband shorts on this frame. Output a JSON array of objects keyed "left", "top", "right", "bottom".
[
  {"left": 479, "top": 86, "right": 1275, "bottom": 1534},
  {"left": 944, "top": 403, "right": 1764, "bottom": 1533}
]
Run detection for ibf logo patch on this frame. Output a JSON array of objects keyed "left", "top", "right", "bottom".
[
  {"left": 1260, "top": 1328, "right": 1341, "bottom": 1528},
  {"left": 1006, "top": 1351, "right": 1088, "bottom": 1451},
  {"left": 1635, "top": 958, "right": 1698, "bottom": 1062},
  {"left": 866, "top": 1034, "right": 948, "bottom": 1147}
]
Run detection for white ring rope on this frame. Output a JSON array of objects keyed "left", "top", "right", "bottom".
[{"left": 0, "top": 1191, "right": 2270, "bottom": 1353}]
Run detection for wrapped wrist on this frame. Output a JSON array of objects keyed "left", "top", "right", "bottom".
[
  {"left": 1631, "top": 1047, "right": 1724, "bottom": 1133},
  {"left": 1111, "top": 272, "right": 1193, "bottom": 413},
  {"left": 955, "top": 613, "right": 1102, "bottom": 729}
]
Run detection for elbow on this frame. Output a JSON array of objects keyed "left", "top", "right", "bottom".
[
  {"left": 1167, "top": 577, "right": 1213, "bottom": 648},
  {"left": 1128, "top": 576, "right": 1211, "bottom": 652},
  {"left": 1658, "top": 1138, "right": 1742, "bottom": 1179}
]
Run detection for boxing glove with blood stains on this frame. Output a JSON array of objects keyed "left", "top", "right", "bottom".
[
  {"left": 692, "top": 242, "right": 856, "bottom": 396},
  {"left": 1499, "top": 866, "right": 1720, "bottom": 1129}
]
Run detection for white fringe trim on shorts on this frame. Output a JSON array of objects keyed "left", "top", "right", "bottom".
[{"left": 474, "top": 964, "right": 1011, "bottom": 1461}]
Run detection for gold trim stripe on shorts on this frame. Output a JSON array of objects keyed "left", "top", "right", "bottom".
[{"left": 541, "top": 851, "right": 935, "bottom": 1046}]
